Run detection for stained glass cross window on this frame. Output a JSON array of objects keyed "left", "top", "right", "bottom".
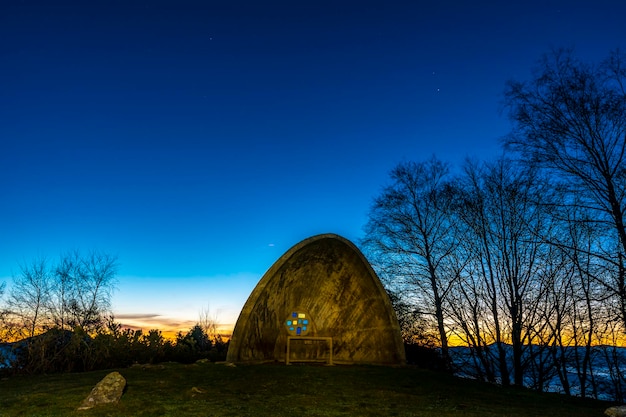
[{"left": 285, "top": 311, "right": 310, "bottom": 336}]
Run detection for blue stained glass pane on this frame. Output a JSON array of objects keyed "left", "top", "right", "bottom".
[
  {"left": 296, "top": 327, "right": 301, "bottom": 335},
  {"left": 292, "top": 312, "right": 298, "bottom": 318},
  {"left": 302, "top": 326, "right": 307, "bottom": 331},
  {"left": 303, "top": 319, "right": 308, "bottom": 324},
  {"left": 289, "top": 327, "right": 295, "bottom": 331}
]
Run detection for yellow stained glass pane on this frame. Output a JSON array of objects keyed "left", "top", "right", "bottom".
[{"left": 298, "top": 313, "right": 305, "bottom": 318}]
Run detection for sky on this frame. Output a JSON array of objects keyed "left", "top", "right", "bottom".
[{"left": 1, "top": 0, "right": 625, "bottom": 337}]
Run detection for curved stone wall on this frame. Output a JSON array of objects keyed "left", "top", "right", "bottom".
[{"left": 226, "top": 233, "right": 406, "bottom": 365}]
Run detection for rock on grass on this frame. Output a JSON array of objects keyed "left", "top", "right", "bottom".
[{"left": 77, "top": 371, "right": 126, "bottom": 410}]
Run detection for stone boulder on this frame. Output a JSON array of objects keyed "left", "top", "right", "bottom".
[
  {"left": 606, "top": 406, "right": 626, "bottom": 417},
  {"left": 77, "top": 371, "right": 126, "bottom": 410}
]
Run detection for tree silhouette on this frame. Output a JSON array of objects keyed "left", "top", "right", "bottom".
[
  {"left": 6, "top": 251, "right": 118, "bottom": 340},
  {"left": 505, "top": 49, "right": 626, "bottom": 327},
  {"left": 363, "top": 158, "right": 460, "bottom": 366}
]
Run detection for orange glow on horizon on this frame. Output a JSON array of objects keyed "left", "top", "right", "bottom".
[
  {"left": 119, "top": 325, "right": 233, "bottom": 342},
  {"left": 446, "top": 329, "right": 626, "bottom": 348},
  {"left": 113, "top": 313, "right": 233, "bottom": 341}
]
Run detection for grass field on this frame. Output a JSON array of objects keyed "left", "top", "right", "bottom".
[{"left": 0, "top": 362, "right": 613, "bottom": 416}]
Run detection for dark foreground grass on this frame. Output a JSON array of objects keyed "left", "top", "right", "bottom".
[{"left": 0, "top": 362, "right": 612, "bottom": 416}]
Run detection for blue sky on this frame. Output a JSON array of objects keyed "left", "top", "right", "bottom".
[{"left": 1, "top": 1, "right": 624, "bottom": 334}]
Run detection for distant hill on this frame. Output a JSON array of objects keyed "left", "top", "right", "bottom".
[
  {"left": 0, "top": 342, "right": 16, "bottom": 369},
  {"left": 0, "top": 329, "right": 77, "bottom": 371},
  {"left": 449, "top": 343, "right": 626, "bottom": 401}
]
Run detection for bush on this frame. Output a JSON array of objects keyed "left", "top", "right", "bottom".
[
  {"left": 404, "top": 343, "right": 449, "bottom": 371},
  {"left": 3, "top": 321, "right": 229, "bottom": 375}
]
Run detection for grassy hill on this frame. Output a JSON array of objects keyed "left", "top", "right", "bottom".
[{"left": 0, "top": 362, "right": 612, "bottom": 416}]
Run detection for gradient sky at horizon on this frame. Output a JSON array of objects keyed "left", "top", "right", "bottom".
[{"left": 2, "top": 1, "right": 625, "bottom": 335}]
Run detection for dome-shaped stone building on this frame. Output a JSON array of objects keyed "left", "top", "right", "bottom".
[{"left": 226, "top": 234, "right": 405, "bottom": 365}]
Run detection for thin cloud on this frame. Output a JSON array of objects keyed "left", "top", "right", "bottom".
[{"left": 115, "top": 313, "right": 161, "bottom": 320}]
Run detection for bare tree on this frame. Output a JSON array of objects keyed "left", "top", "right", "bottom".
[
  {"left": 0, "top": 281, "right": 8, "bottom": 341},
  {"left": 533, "top": 240, "right": 575, "bottom": 396},
  {"left": 198, "top": 304, "right": 221, "bottom": 342},
  {"left": 505, "top": 48, "right": 626, "bottom": 327},
  {"left": 8, "top": 258, "right": 53, "bottom": 338},
  {"left": 64, "top": 250, "right": 117, "bottom": 330},
  {"left": 450, "top": 160, "right": 513, "bottom": 385},
  {"left": 446, "top": 261, "right": 499, "bottom": 383},
  {"left": 363, "top": 158, "right": 460, "bottom": 365},
  {"left": 51, "top": 255, "right": 74, "bottom": 331},
  {"left": 7, "top": 251, "right": 117, "bottom": 338},
  {"left": 563, "top": 215, "right": 604, "bottom": 399},
  {"left": 530, "top": 199, "right": 612, "bottom": 399},
  {"left": 450, "top": 159, "right": 549, "bottom": 387}
]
